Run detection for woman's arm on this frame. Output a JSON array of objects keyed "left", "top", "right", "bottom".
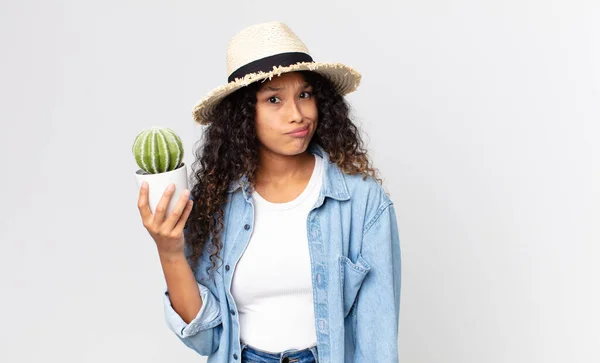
[
  {"left": 160, "top": 253, "right": 203, "bottom": 323},
  {"left": 161, "top": 235, "right": 222, "bottom": 355}
]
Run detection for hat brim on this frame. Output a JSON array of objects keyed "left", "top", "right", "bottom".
[{"left": 192, "top": 61, "right": 361, "bottom": 125}]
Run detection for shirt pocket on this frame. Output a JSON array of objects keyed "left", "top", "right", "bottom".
[{"left": 339, "top": 253, "right": 371, "bottom": 317}]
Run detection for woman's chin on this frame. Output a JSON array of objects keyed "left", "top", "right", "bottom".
[
  {"left": 261, "top": 138, "right": 313, "bottom": 157},
  {"left": 269, "top": 147, "right": 307, "bottom": 158}
]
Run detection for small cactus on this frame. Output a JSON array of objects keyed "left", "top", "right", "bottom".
[{"left": 132, "top": 126, "right": 184, "bottom": 174}]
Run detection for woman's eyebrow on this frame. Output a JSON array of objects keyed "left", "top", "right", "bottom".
[{"left": 258, "top": 83, "right": 311, "bottom": 93}]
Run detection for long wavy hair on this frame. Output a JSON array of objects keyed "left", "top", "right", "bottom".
[{"left": 184, "top": 70, "right": 381, "bottom": 281}]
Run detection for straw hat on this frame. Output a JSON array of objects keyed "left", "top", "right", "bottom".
[{"left": 192, "top": 21, "right": 362, "bottom": 125}]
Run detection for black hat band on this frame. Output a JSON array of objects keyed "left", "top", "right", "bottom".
[{"left": 227, "top": 52, "right": 314, "bottom": 83}]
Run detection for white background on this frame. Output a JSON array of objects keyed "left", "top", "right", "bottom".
[{"left": 0, "top": 0, "right": 598, "bottom": 362}]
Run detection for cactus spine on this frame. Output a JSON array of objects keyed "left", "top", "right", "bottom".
[{"left": 132, "top": 126, "right": 184, "bottom": 174}]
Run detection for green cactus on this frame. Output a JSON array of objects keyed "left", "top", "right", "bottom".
[{"left": 132, "top": 126, "right": 184, "bottom": 174}]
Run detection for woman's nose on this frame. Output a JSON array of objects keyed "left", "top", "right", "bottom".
[{"left": 286, "top": 99, "right": 303, "bottom": 123}]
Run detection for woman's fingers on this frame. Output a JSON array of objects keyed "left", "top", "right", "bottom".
[
  {"left": 162, "top": 189, "right": 192, "bottom": 232},
  {"left": 173, "top": 198, "right": 193, "bottom": 234},
  {"left": 153, "top": 184, "right": 176, "bottom": 224},
  {"left": 137, "top": 181, "right": 152, "bottom": 225},
  {"left": 138, "top": 182, "right": 191, "bottom": 237}
]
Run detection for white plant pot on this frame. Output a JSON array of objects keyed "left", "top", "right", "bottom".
[{"left": 134, "top": 162, "right": 189, "bottom": 218}]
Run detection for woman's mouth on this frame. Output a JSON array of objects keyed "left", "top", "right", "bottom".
[{"left": 287, "top": 126, "right": 309, "bottom": 138}]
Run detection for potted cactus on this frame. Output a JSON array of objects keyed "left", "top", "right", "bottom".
[{"left": 133, "top": 126, "right": 189, "bottom": 217}]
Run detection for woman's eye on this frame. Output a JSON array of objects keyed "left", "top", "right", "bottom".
[
  {"left": 268, "top": 96, "right": 280, "bottom": 104},
  {"left": 300, "top": 92, "right": 312, "bottom": 99}
]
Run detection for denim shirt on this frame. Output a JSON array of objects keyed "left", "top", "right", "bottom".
[{"left": 163, "top": 143, "right": 402, "bottom": 362}]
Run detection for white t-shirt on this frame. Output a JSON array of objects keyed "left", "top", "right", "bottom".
[{"left": 231, "top": 153, "right": 324, "bottom": 352}]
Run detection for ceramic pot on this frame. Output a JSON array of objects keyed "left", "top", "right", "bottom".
[{"left": 135, "top": 162, "right": 189, "bottom": 217}]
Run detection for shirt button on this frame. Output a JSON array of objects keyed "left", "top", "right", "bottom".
[
  {"left": 230, "top": 309, "right": 236, "bottom": 315},
  {"left": 225, "top": 265, "right": 230, "bottom": 271},
  {"left": 233, "top": 353, "right": 238, "bottom": 360},
  {"left": 244, "top": 224, "right": 250, "bottom": 230}
]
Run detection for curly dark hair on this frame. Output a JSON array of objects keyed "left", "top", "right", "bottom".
[{"left": 184, "top": 70, "right": 381, "bottom": 281}]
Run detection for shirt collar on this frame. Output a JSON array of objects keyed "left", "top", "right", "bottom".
[{"left": 226, "top": 143, "right": 350, "bottom": 201}]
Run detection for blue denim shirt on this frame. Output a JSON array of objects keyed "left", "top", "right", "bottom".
[{"left": 163, "top": 143, "right": 402, "bottom": 362}]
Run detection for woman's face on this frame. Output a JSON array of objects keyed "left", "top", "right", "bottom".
[{"left": 254, "top": 72, "right": 318, "bottom": 157}]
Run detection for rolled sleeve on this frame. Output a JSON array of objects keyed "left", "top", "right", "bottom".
[{"left": 163, "top": 282, "right": 222, "bottom": 338}]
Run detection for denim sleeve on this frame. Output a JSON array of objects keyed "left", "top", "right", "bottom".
[
  {"left": 163, "top": 281, "right": 222, "bottom": 355},
  {"left": 354, "top": 201, "right": 402, "bottom": 362}
]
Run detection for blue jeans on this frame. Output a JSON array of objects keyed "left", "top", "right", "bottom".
[{"left": 240, "top": 341, "right": 319, "bottom": 363}]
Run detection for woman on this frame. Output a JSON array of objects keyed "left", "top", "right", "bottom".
[{"left": 137, "top": 22, "right": 401, "bottom": 363}]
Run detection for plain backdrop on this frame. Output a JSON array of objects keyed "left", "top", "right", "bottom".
[{"left": 0, "top": 1, "right": 598, "bottom": 362}]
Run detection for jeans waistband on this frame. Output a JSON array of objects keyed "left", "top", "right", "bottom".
[{"left": 240, "top": 341, "right": 318, "bottom": 362}]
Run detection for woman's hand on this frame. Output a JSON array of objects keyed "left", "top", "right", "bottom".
[{"left": 137, "top": 182, "right": 194, "bottom": 259}]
